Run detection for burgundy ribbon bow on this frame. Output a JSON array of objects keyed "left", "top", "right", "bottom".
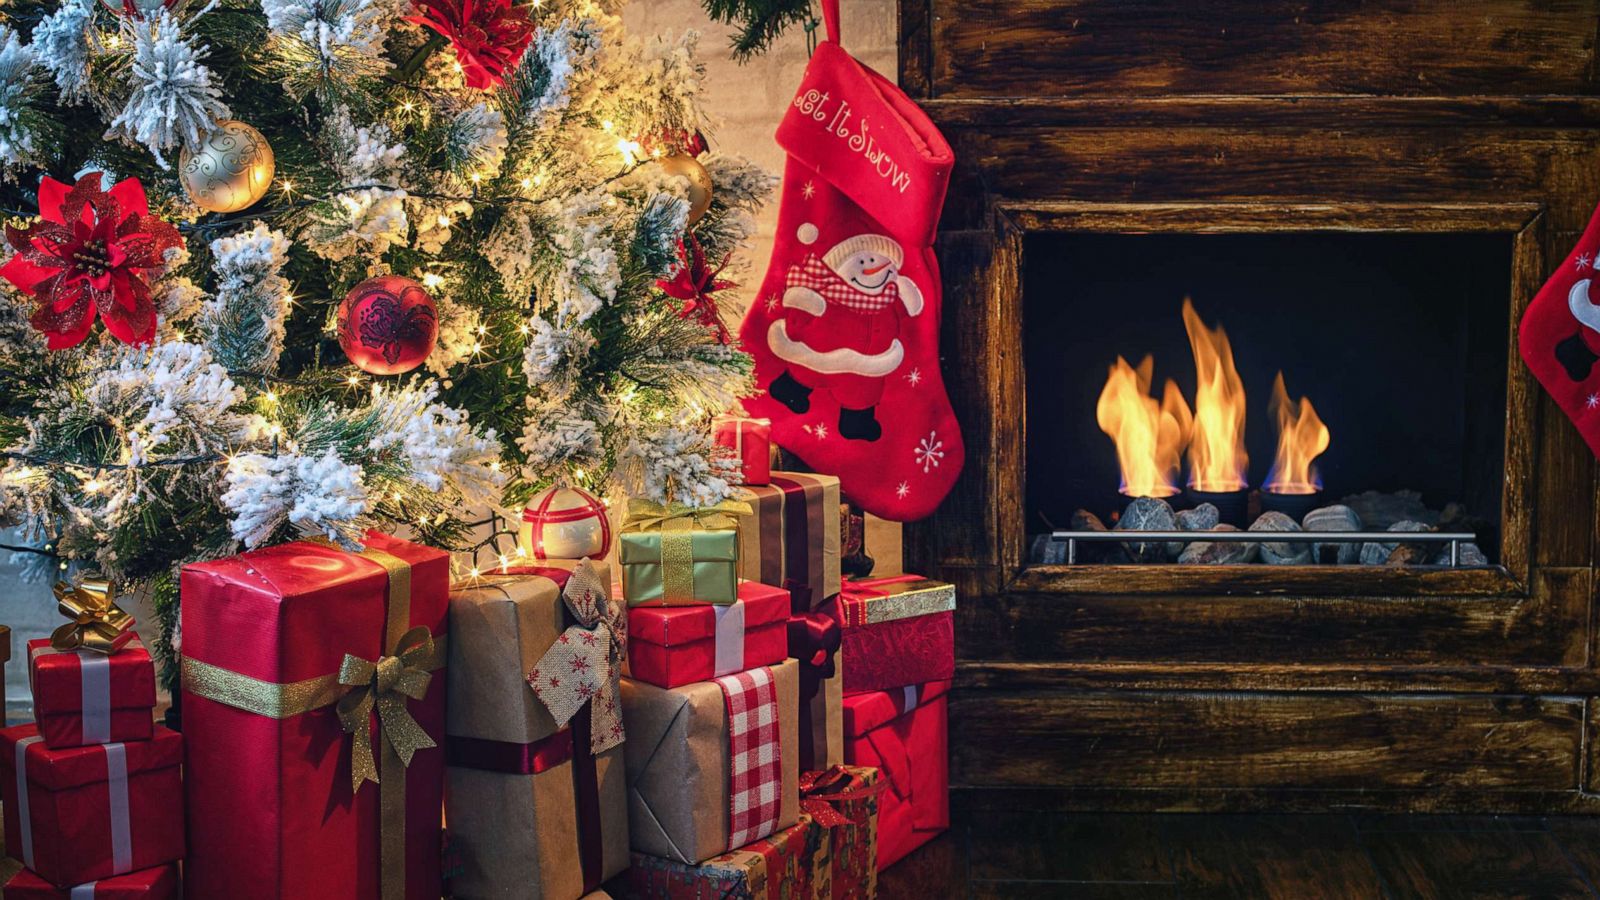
[
  {"left": 656, "top": 235, "right": 734, "bottom": 344},
  {"left": 789, "top": 600, "right": 842, "bottom": 771}
]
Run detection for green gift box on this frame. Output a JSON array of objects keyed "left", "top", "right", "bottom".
[{"left": 620, "top": 499, "right": 748, "bottom": 606}]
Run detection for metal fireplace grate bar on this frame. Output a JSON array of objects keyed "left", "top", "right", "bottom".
[{"left": 1049, "top": 531, "right": 1479, "bottom": 566}]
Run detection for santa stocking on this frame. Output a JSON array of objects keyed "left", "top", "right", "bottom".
[
  {"left": 737, "top": 0, "right": 959, "bottom": 522},
  {"left": 1520, "top": 200, "right": 1600, "bottom": 459}
]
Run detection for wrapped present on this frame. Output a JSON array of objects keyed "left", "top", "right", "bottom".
[
  {"left": 445, "top": 561, "right": 630, "bottom": 899},
  {"left": 27, "top": 638, "right": 155, "bottom": 749},
  {"left": 627, "top": 813, "right": 829, "bottom": 900},
  {"left": 180, "top": 533, "right": 449, "bottom": 900},
  {"left": 620, "top": 499, "right": 748, "bottom": 606},
  {"left": 789, "top": 604, "right": 843, "bottom": 771},
  {"left": 838, "top": 576, "right": 955, "bottom": 695},
  {"left": 713, "top": 415, "right": 773, "bottom": 486},
  {"left": 842, "top": 680, "right": 949, "bottom": 871},
  {"left": 621, "top": 658, "right": 800, "bottom": 864},
  {"left": 0, "top": 724, "right": 184, "bottom": 888},
  {"left": 801, "top": 766, "right": 881, "bottom": 898},
  {"left": 735, "top": 473, "right": 842, "bottom": 612},
  {"left": 3, "top": 863, "right": 180, "bottom": 898},
  {"left": 627, "top": 580, "right": 790, "bottom": 688}
]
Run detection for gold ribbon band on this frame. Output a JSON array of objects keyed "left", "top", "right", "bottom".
[
  {"left": 620, "top": 497, "right": 752, "bottom": 533},
  {"left": 660, "top": 517, "right": 696, "bottom": 603},
  {"left": 180, "top": 636, "right": 448, "bottom": 719}
]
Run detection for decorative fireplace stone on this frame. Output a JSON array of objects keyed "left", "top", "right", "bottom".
[{"left": 901, "top": 0, "right": 1600, "bottom": 812}]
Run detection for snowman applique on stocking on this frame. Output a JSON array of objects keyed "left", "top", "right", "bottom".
[
  {"left": 1520, "top": 199, "right": 1600, "bottom": 459},
  {"left": 738, "top": 0, "right": 959, "bottom": 521}
]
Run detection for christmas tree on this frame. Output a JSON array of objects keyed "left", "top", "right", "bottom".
[{"left": 0, "top": 0, "right": 772, "bottom": 679}]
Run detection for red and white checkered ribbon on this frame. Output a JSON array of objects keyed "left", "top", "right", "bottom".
[
  {"left": 714, "top": 665, "right": 783, "bottom": 848},
  {"left": 786, "top": 255, "right": 900, "bottom": 313}
]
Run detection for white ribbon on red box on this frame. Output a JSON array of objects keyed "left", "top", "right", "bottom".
[
  {"left": 711, "top": 601, "right": 747, "bottom": 677},
  {"left": 28, "top": 639, "right": 144, "bottom": 746},
  {"left": 13, "top": 736, "right": 134, "bottom": 875}
]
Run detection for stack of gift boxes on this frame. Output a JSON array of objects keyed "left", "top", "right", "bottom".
[
  {"left": 0, "top": 415, "right": 952, "bottom": 899},
  {"left": 1, "top": 585, "right": 183, "bottom": 898}
]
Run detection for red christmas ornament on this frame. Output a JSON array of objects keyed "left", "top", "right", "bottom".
[
  {"left": 657, "top": 235, "right": 734, "bottom": 344},
  {"left": 336, "top": 274, "right": 439, "bottom": 375},
  {"left": 0, "top": 173, "right": 183, "bottom": 350},
  {"left": 405, "top": 0, "right": 534, "bottom": 90}
]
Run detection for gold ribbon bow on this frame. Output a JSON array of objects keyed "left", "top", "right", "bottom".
[
  {"left": 51, "top": 576, "right": 136, "bottom": 655},
  {"left": 620, "top": 497, "right": 752, "bottom": 533},
  {"left": 336, "top": 625, "right": 439, "bottom": 792}
]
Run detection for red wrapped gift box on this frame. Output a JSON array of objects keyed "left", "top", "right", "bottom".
[
  {"left": 0, "top": 723, "right": 184, "bottom": 888},
  {"left": 842, "top": 680, "right": 949, "bottom": 871},
  {"left": 27, "top": 638, "right": 156, "bottom": 749},
  {"left": 627, "top": 580, "right": 790, "bottom": 688},
  {"left": 713, "top": 415, "right": 773, "bottom": 486},
  {"left": 180, "top": 533, "right": 449, "bottom": 900},
  {"left": 4, "top": 862, "right": 180, "bottom": 898},
  {"left": 838, "top": 576, "right": 955, "bottom": 695}
]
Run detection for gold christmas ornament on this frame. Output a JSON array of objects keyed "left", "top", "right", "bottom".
[
  {"left": 656, "top": 152, "right": 713, "bottom": 225},
  {"left": 179, "top": 120, "right": 276, "bottom": 214}
]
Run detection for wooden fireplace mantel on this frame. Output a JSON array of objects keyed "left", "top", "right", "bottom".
[{"left": 901, "top": 0, "right": 1600, "bottom": 812}]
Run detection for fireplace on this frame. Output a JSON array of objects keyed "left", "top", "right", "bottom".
[{"left": 899, "top": 0, "right": 1600, "bottom": 812}]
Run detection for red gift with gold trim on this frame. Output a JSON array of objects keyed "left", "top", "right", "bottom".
[
  {"left": 3, "top": 862, "right": 180, "bottom": 898},
  {"left": 838, "top": 576, "right": 954, "bottom": 695},
  {"left": 179, "top": 532, "right": 449, "bottom": 900}
]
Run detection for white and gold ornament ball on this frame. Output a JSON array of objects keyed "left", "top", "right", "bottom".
[
  {"left": 518, "top": 486, "right": 612, "bottom": 560},
  {"left": 655, "top": 152, "right": 713, "bottom": 225},
  {"left": 179, "top": 120, "right": 276, "bottom": 214}
]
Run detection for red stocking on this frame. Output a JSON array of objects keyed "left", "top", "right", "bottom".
[
  {"left": 737, "top": 0, "right": 959, "bottom": 522},
  {"left": 1520, "top": 201, "right": 1600, "bottom": 459}
]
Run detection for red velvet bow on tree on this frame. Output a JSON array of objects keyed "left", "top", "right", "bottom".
[
  {"left": 0, "top": 173, "right": 182, "bottom": 350},
  {"left": 405, "top": 0, "right": 534, "bottom": 90},
  {"left": 657, "top": 235, "right": 734, "bottom": 344}
]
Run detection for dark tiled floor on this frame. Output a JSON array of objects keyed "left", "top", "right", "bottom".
[{"left": 879, "top": 810, "right": 1600, "bottom": 899}]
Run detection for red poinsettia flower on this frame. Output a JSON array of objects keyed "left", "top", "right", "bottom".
[
  {"left": 657, "top": 235, "right": 735, "bottom": 344},
  {"left": 406, "top": 0, "right": 535, "bottom": 90},
  {"left": 0, "top": 174, "right": 183, "bottom": 350}
]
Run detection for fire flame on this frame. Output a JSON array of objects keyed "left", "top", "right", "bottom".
[
  {"left": 1181, "top": 299, "right": 1248, "bottom": 492},
  {"left": 1264, "top": 372, "right": 1329, "bottom": 495},
  {"left": 1096, "top": 355, "right": 1192, "bottom": 498}
]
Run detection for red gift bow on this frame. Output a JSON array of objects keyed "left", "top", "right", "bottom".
[
  {"left": 657, "top": 235, "right": 734, "bottom": 344},
  {"left": 799, "top": 766, "right": 886, "bottom": 828},
  {"left": 788, "top": 603, "right": 841, "bottom": 771}
]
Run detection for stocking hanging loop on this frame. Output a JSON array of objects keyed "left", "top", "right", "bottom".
[{"left": 821, "top": 0, "right": 841, "bottom": 44}]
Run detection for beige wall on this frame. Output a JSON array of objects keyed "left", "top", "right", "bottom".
[{"left": 623, "top": 0, "right": 904, "bottom": 575}]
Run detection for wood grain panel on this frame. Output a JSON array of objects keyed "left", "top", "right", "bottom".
[
  {"left": 955, "top": 568, "right": 1591, "bottom": 667},
  {"left": 928, "top": 0, "right": 1600, "bottom": 99},
  {"left": 950, "top": 691, "right": 1585, "bottom": 792}
]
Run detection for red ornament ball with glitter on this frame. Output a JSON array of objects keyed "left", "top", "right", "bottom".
[{"left": 336, "top": 274, "right": 439, "bottom": 375}]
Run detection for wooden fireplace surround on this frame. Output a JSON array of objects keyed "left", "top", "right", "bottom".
[{"left": 900, "top": 1, "right": 1600, "bottom": 811}]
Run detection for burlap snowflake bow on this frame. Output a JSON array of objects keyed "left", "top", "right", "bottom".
[{"left": 527, "top": 559, "right": 627, "bottom": 754}]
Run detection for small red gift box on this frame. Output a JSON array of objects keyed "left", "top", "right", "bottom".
[
  {"left": 180, "top": 533, "right": 449, "bottom": 900},
  {"left": 4, "top": 862, "right": 180, "bottom": 898},
  {"left": 838, "top": 576, "right": 955, "bottom": 695},
  {"left": 713, "top": 415, "right": 772, "bottom": 486},
  {"left": 627, "top": 580, "right": 790, "bottom": 688},
  {"left": 0, "top": 723, "right": 184, "bottom": 888},
  {"left": 842, "top": 680, "right": 949, "bottom": 871},
  {"left": 27, "top": 638, "right": 156, "bottom": 749}
]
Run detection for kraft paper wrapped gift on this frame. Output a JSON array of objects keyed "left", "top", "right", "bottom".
[
  {"left": 842, "top": 680, "right": 950, "bottom": 871},
  {"left": 626, "top": 580, "right": 791, "bottom": 688},
  {"left": 0, "top": 724, "right": 184, "bottom": 889},
  {"left": 180, "top": 532, "right": 449, "bottom": 900},
  {"left": 735, "top": 473, "right": 842, "bottom": 612},
  {"left": 3, "top": 863, "right": 180, "bottom": 898},
  {"left": 626, "top": 813, "right": 829, "bottom": 900},
  {"left": 445, "top": 562, "right": 629, "bottom": 899},
  {"left": 621, "top": 658, "right": 801, "bottom": 864},
  {"left": 837, "top": 576, "right": 956, "bottom": 695},
  {"left": 27, "top": 638, "right": 156, "bottom": 750},
  {"left": 620, "top": 500, "right": 747, "bottom": 606}
]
